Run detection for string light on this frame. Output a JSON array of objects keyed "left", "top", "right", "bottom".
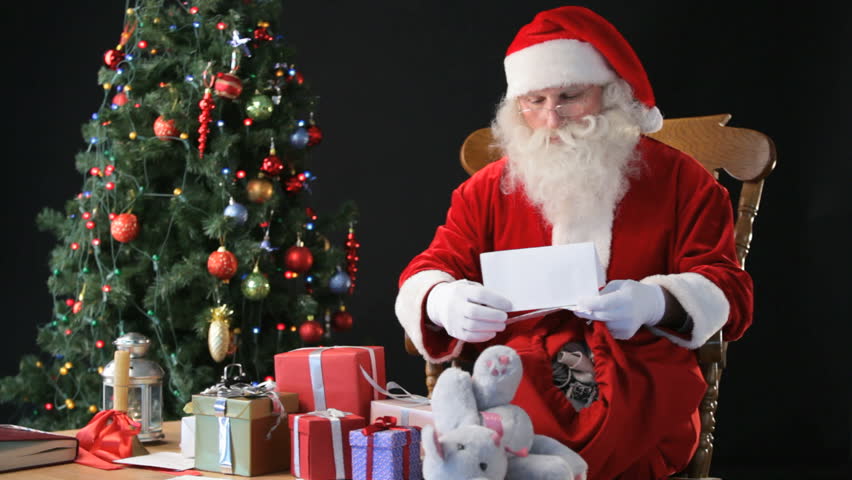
[
  {"left": 276, "top": 323, "right": 285, "bottom": 331},
  {"left": 95, "top": 340, "right": 105, "bottom": 349},
  {"left": 45, "top": 403, "right": 54, "bottom": 411},
  {"left": 70, "top": 242, "right": 80, "bottom": 251}
]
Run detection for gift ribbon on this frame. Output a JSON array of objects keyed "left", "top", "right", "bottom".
[
  {"left": 292, "top": 408, "right": 350, "bottom": 479},
  {"left": 294, "top": 346, "right": 381, "bottom": 410},
  {"left": 360, "top": 416, "right": 419, "bottom": 480},
  {"left": 359, "top": 366, "right": 430, "bottom": 406},
  {"left": 217, "top": 414, "right": 233, "bottom": 474},
  {"left": 199, "top": 378, "right": 287, "bottom": 439}
]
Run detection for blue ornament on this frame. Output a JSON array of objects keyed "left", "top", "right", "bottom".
[
  {"left": 329, "top": 271, "right": 352, "bottom": 294},
  {"left": 224, "top": 202, "right": 248, "bottom": 224},
  {"left": 290, "top": 127, "right": 310, "bottom": 149}
]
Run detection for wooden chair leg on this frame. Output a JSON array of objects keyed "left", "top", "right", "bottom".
[
  {"left": 679, "top": 360, "right": 722, "bottom": 478},
  {"left": 425, "top": 361, "right": 446, "bottom": 398}
]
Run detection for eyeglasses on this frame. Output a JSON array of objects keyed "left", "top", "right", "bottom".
[{"left": 517, "top": 104, "right": 579, "bottom": 118}]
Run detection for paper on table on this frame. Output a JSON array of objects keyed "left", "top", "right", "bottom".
[
  {"left": 113, "top": 451, "right": 195, "bottom": 470},
  {"left": 480, "top": 242, "right": 605, "bottom": 313}
]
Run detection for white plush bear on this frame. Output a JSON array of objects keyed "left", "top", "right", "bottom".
[{"left": 422, "top": 345, "right": 587, "bottom": 480}]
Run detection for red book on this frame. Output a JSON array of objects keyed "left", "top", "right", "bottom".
[{"left": 0, "top": 424, "right": 79, "bottom": 472}]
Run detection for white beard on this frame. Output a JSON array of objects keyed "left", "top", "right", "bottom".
[{"left": 493, "top": 102, "right": 641, "bottom": 263}]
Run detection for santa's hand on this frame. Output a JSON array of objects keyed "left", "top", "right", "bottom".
[
  {"left": 426, "top": 279, "right": 513, "bottom": 343},
  {"left": 573, "top": 279, "right": 665, "bottom": 340}
]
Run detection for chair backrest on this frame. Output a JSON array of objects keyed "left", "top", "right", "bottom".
[{"left": 449, "top": 113, "right": 776, "bottom": 478}]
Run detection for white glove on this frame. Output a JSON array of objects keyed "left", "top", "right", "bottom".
[
  {"left": 573, "top": 279, "right": 666, "bottom": 340},
  {"left": 426, "top": 279, "right": 513, "bottom": 343}
]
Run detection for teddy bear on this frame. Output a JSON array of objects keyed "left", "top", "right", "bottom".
[{"left": 422, "top": 344, "right": 588, "bottom": 480}]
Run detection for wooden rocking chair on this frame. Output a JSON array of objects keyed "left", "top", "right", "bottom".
[{"left": 404, "top": 114, "right": 776, "bottom": 479}]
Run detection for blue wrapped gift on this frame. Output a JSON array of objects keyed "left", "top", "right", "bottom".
[{"left": 349, "top": 416, "right": 422, "bottom": 480}]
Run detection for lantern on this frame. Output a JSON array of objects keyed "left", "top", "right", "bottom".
[{"left": 101, "top": 333, "right": 165, "bottom": 442}]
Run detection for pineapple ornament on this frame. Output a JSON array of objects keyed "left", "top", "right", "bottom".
[{"left": 207, "top": 304, "right": 234, "bottom": 363}]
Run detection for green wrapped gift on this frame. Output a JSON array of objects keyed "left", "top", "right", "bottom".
[{"left": 193, "top": 391, "right": 298, "bottom": 476}]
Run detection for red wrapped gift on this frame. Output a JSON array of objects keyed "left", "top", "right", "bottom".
[
  {"left": 274, "top": 346, "right": 386, "bottom": 418},
  {"left": 289, "top": 409, "right": 366, "bottom": 480}
]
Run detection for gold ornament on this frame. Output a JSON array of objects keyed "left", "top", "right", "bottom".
[
  {"left": 89, "top": 405, "right": 98, "bottom": 413},
  {"left": 65, "top": 399, "right": 76, "bottom": 409},
  {"left": 129, "top": 131, "right": 138, "bottom": 140},
  {"left": 207, "top": 304, "right": 234, "bottom": 363},
  {"left": 59, "top": 367, "right": 68, "bottom": 375},
  {"left": 179, "top": 132, "right": 189, "bottom": 140},
  {"left": 247, "top": 177, "right": 274, "bottom": 203},
  {"left": 64, "top": 362, "right": 73, "bottom": 369}
]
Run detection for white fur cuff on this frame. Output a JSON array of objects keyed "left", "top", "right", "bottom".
[
  {"left": 641, "top": 272, "right": 730, "bottom": 349},
  {"left": 395, "top": 270, "right": 466, "bottom": 363}
]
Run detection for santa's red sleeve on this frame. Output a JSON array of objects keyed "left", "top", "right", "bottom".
[
  {"left": 394, "top": 164, "right": 500, "bottom": 363},
  {"left": 640, "top": 153, "right": 753, "bottom": 348}
]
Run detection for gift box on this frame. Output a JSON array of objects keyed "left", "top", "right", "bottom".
[
  {"left": 275, "top": 346, "right": 386, "bottom": 418},
  {"left": 370, "top": 399, "right": 433, "bottom": 430},
  {"left": 180, "top": 415, "right": 195, "bottom": 458},
  {"left": 350, "top": 418, "right": 422, "bottom": 480},
  {"left": 193, "top": 392, "right": 298, "bottom": 476},
  {"left": 290, "top": 409, "right": 366, "bottom": 480}
]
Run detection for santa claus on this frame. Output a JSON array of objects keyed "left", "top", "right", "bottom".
[{"left": 395, "top": 6, "right": 753, "bottom": 480}]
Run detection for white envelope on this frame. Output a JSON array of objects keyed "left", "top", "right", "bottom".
[{"left": 480, "top": 242, "right": 605, "bottom": 313}]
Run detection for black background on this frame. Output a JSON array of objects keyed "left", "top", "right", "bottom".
[{"left": 6, "top": 1, "right": 851, "bottom": 477}]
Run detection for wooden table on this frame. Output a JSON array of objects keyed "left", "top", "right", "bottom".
[{"left": 2, "top": 421, "right": 296, "bottom": 479}]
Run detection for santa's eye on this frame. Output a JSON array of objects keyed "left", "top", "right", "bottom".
[
  {"left": 480, "top": 462, "right": 487, "bottom": 471},
  {"left": 456, "top": 443, "right": 465, "bottom": 450}
]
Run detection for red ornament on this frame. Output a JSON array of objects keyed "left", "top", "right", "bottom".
[
  {"left": 95, "top": 340, "right": 105, "bottom": 349},
  {"left": 214, "top": 72, "right": 243, "bottom": 100},
  {"left": 284, "top": 246, "right": 313, "bottom": 273},
  {"left": 197, "top": 88, "right": 215, "bottom": 158},
  {"left": 112, "top": 91, "right": 128, "bottom": 106},
  {"left": 345, "top": 226, "right": 360, "bottom": 294},
  {"left": 307, "top": 125, "right": 323, "bottom": 147},
  {"left": 65, "top": 299, "right": 75, "bottom": 307},
  {"left": 110, "top": 213, "right": 139, "bottom": 243},
  {"left": 261, "top": 154, "right": 284, "bottom": 176},
  {"left": 284, "top": 175, "right": 304, "bottom": 194},
  {"left": 153, "top": 115, "right": 179, "bottom": 140},
  {"left": 253, "top": 27, "right": 273, "bottom": 43},
  {"left": 103, "top": 48, "right": 125, "bottom": 70},
  {"left": 331, "top": 310, "right": 354, "bottom": 332},
  {"left": 208, "top": 246, "right": 239, "bottom": 282},
  {"left": 298, "top": 320, "right": 324, "bottom": 344}
]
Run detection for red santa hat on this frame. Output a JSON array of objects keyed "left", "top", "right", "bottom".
[{"left": 504, "top": 6, "right": 663, "bottom": 133}]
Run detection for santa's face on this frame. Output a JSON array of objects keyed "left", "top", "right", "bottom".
[{"left": 517, "top": 85, "right": 604, "bottom": 136}]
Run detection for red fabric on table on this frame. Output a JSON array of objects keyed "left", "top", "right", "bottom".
[
  {"left": 74, "top": 410, "right": 141, "bottom": 470},
  {"left": 274, "top": 346, "right": 386, "bottom": 418}
]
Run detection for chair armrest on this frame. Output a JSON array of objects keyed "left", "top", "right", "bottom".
[{"left": 696, "top": 329, "right": 726, "bottom": 369}]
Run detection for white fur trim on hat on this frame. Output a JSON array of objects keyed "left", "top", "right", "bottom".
[
  {"left": 395, "top": 269, "right": 466, "bottom": 363},
  {"left": 504, "top": 39, "right": 616, "bottom": 99},
  {"left": 641, "top": 272, "right": 730, "bottom": 349},
  {"left": 639, "top": 105, "right": 663, "bottom": 134}
]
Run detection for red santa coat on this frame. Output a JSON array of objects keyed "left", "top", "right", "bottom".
[{"left": 395, "top": 137, "right": 753, "bottom": 479}]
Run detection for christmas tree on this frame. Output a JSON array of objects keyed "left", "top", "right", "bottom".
[{"left": 0, "top": 0, "right": 359, "bottom": 431}]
